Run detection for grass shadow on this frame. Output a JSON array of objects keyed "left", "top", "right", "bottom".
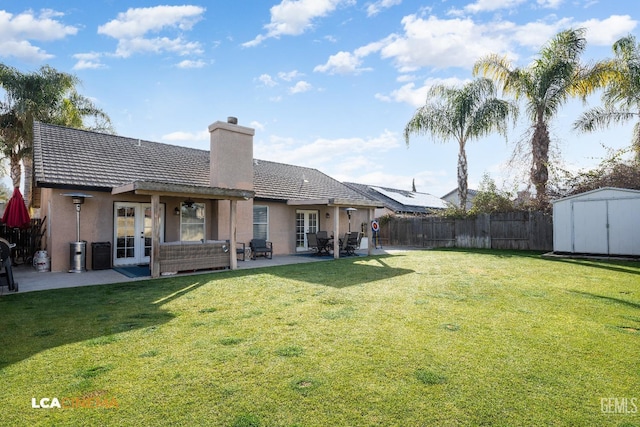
[
  {"left": 568, "top": 290, "right": 640, "bottom": 310},
  {"left": 240, "top": 254, "right": 415, "bottom": 288},
  {"left": 427, "top": 247, "right": 547, "bottom": 259},
  {"left": 544, "top": 257, "right": 640, "bottom": 276},
  {"left": 0, "top": 277, "right": 208, "bottom": 369}
]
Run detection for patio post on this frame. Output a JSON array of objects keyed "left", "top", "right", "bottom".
[
  {"left": 151, "top": 194, "right": 161, "bottom": 278},
  {"left": 368, "top": 208, "right": 374, "bottom": 256},
  {"left": 229, "top": 199, "right": 238, "bottom": 270},
  {"left": 333, "top": 205, "right": 340, "bottom": 259}
]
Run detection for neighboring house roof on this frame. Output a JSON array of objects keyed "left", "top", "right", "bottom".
[
  {"left": 33, "top": 122, "right": 373, "bottom": 204},
  {"left": 442, "top": 188, "right": 478, "bottom": 200},
  {"left": 345, "top": 182, "right": 447, "bottom": 214}
]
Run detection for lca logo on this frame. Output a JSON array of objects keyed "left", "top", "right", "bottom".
[
  {"left": 31, "top": 396, "right": 119, "bottom": 409},
  {"left": 32, "top": 397, "right": 62, "bottom": 409}
]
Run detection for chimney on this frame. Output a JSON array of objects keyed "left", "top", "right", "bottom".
[{"left": 208, "top": 117, "right": 254, "bottom": 190}]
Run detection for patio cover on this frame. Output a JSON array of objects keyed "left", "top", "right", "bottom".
[
  {"left": 287, "top": 197, "right": 381, "bottom": 259},
  {"left": 113, "top": 180, "right": 255, "bottom": 277}
]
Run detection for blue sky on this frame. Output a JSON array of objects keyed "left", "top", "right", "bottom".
[{"left": 0, "top": 0, "right": 638, "bottom": 197}]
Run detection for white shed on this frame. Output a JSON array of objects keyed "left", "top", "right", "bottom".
[{"left": 552, "top": 187, "right": 640, "bottom": 256}]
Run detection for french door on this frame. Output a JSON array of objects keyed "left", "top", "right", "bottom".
[
  {"left": 295, "top": 210, "right": 318, "bottom": 252},
  {"left": 114, "top": 202, "right": 164, "bottom": 266}
]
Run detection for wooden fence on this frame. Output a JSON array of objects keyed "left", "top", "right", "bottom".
[{"left": 379, "top": 211, "right": 553, "bottom": 251}]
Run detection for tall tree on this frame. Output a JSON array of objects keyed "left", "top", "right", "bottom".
[
  {"left": 474, "top": 28, "right": 609, "bottom": 205},
  {"left": 404, "top": 78, "right": 517, "bottom": 210},
  {"left": 573, "top": 34, "right": 640, "bottom": 163},
  {"left": 0, "top": 64, "right": 112, "bottom": 207}
]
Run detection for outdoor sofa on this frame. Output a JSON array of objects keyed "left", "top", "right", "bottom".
[{"left": 159, "top": 240, "right": 230, "bottom": 274}]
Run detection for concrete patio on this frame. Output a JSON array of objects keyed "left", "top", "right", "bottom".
[{"left": 3, "top": 248, "right": 393, "bottom": 294}]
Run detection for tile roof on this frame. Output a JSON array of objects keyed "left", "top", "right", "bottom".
[
  {"left": 345, "top": 182, "right": 447, "bottom": 213},
  {"left": 253, "top": 160, "right": 371, "bottom": 202},
  {"left": 33, "top": 122, "right": 210, "bottom": 190},
  {"left": 33, "top": 122, "right": 373, "bottom": 204}
]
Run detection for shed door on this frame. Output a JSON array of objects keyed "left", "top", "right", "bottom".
[
  {"left": 572, "top": 200, "right": 608, "bottom": 254},
  {"left": 608, "top": 198, "right": 640, "bottom": 256}
]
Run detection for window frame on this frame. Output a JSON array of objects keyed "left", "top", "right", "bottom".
[
  {"left": 253, "top": 205, "right": 269, "bottom": 240},
  {"left": 180, "top": 202, "right": 206, "bottom": 242}
]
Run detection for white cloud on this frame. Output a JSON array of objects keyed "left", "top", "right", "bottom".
[
  {"left": 366, "top": 0, "right": 402, "bottom": 17},
  {"left": 314, "top": 50, "right": 373, "bottom": 74},
  {"left": 580, "top": 15, "right": 637, "bottom": 45},
  {"left": 254, "top": 130, "right": 400, "bottom": 169},
  {"left": 537, "top": 0, "right": 563, "bottom": 8},
  {"left": 258, "top": 74, "right": 278, "bottom": 87},
  {"left": 98, "top": 5, "right": 205, "bottom": 58},
  {"left": 381, "top": 15, "right": 514, "bottom": 72},
  {"left": 317, "top": 14, "right": 518, "bottom": 75},
  {"left": 250, "top": 121, "right": 266, "bottom": 131},
  {"left": 461, "top": 0, "right": 527, "bottom": 14},
  {"left": 161, "top": 130, "right": 209, "bottom": 142},
  {"left": 278, "top": 70, "right": 303, "bottom": 81},
  {"left": 176, "top": 59, "right": 207, "bottom": 69},
  {"left": 0, "top": 9, "right": 78, "bottom": 62},
  {"left": 320, "top": 12, "right": 633, "bottom": 78},
  {"left": 98, "top": 5, "right": 204, "bottom": 38},
  {"left": 243, "top": 0, "right": 355, "bottom": 47},
  {"left": 289, "top": 80, "right": 313, "bottom": 94},
  {"left": 72, "top": 61, "right": 102, "bottom": 70},
  {"left": 376, "top": 77, "right": 469, "bottom": 107}
]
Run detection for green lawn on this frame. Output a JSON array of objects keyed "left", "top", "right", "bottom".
[{"left": 0, "top": 249, "right": 638, "bottom": 426}]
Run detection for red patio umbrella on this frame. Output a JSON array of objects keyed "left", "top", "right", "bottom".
[{"left": 2, "top": 187, "right": 31, "bottom": 229}]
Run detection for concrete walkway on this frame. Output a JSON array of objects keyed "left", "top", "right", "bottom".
[{"left": 3, "top": 249, "right": 394, "bottom": 294}]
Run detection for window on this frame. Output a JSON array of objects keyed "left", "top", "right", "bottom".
[
  {"left": 181, "top": 202, "right": 205, "bottom": 241},
  {"left": 253, "top": 205, "right": 268, "bottom": 240}
]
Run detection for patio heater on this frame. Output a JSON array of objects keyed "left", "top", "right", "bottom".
[
  {"left": 63, "top": 193, "right": 93, "bottom": 273},
  {"left": 345, "top": 207, "right": 357, "bottom": 233}
]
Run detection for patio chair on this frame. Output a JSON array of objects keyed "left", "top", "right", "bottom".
[
  {"left": 346, "top": 232, "right": 359, "bottom": 256},
  {"left": 236, "top": 242, "right": 246, "bottom": 261},
  {"left": 306, "top": 233, "right": 322, "bottom": 255},
  {"left": 250, "top": 239, "right": 273, "bottom": 260},
  {"left": 339, "top": 233, "right": 351, "bottom": 256},
  {"left": 0, "top": 238, "right": 17, "bottom": 292}
]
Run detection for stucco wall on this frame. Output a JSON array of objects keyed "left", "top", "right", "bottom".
[
  {"left": 39, "top": 188, "right": 373, "bottom": 272},
  {"left": 42, "top": 189, "right": 244, "bottom": 272}
]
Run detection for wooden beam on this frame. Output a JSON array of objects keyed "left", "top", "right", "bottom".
[
  {"left": 112, "top": 180, "right": 254, "bottom": 200},
  {"left": 151, "top": 194, "right": 161, "bottom": 278}
]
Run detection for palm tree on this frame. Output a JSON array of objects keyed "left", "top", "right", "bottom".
[
  {"left": 574, "top": 34, "right": 640, "bottom": 163},
  {"left": 404, "top": 78, "right": 517, "bottom": 210},
  {"left": 473, "top": 28, "right": 609, "bottom": 205},
  {"left": 0, "top": 64, "right": 113, "bottom": 207}
]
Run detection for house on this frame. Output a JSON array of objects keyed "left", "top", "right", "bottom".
[
  {"left": 344, "top": 182, "right": 447, "bottom": 217},
  {"left": 442, "top": 188, "right": 478, "bottom": 210},
  {"left": 32, "top": 118, "right": 379, "bottom": 277},
  {"left": 552, "top": 187, "right": 640, "bottom": 256}
]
